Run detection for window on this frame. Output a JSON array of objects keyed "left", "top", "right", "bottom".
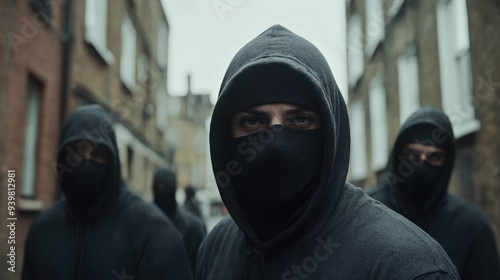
[
  {"left": 85, "top": 0, "right": 114, "bottom": 64},
  {"left": 157, "top": 21, "right": 169, "bottom": 70},
  {"left": 397, "top": 45, "right": 420, "bottom": 124},
  {"left": 156, "top": 84, "right": 168, "bottom": 131},
  {"left": 350, "top": 100, "right": 368, "bottom": 180},
  {"left": 365, "top": 0, "right": 385, "bottom": 57},
  {"left": 347, "top": 14, "right": 364, "bottom": 88},
  {"left": 22, "top": 75, "right": 42, "bottom": 198},
  {"left": 369, "top": 77, "right": 389, "bottom": 171},
  {"left": 120, "top": 15, "right": 137, "bottom": 92},
  {"left": 437, "top": 0, "right": 479, "bottom": 138}
]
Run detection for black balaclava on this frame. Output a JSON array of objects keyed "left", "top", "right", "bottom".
[
  {"left": 230, "top": 125, "right": 323, "bottom": 242},
  {"left": 153, "top": 168, "right": 177, "bottom": 218},
  {"left": 57, "top": 104, "right": 124, "bottom": 221},
  {"left": 210, "top": 25, "right": 350, "bottom": 249},
  {"left": 385, "top": 108, "right": 455, "bottom": 223},
  {"left": 61, "top": 158, "right": 109, "bottom": 218}
]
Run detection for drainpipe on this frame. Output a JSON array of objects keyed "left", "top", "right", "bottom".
[{"left": 59, "top": 0, "right": 74, "bottom": 127}]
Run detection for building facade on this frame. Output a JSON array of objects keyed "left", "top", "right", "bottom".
[
  {"left": 346, "top": 0, "right": 500, "bottom": 251},
  {"left": 0, "top": 0, "right": 175, "bottom": 278}
]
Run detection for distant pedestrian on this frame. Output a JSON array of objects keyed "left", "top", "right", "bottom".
[
  {"left": 370, "top": 107, "right": 500, "bottom": 280},
  {"left": 153, "top": 168, "right": 207, "bottom": 273},
  {"left": 195, "top": 24, "right": 460, "bottom": 279},
  {"left": 22, "top": 104, "right": 192, "bottom": 280},
  {"left": 184, "top": 185, "right": 203, "bottom": 218}
]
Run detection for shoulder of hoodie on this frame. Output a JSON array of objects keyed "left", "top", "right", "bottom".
[
  {"left": 199, "top": 215, "right": 242, "bottom": 254},
  {"left": 119, "top": 188, "right": 176, "bottom": 229},
  {"left": 436, "top": 194, "right": 494, "bottom": 234},
  {"left": 179, "top": 207, "right": 206, "bottom": 232},
  {"left": 28, "top": 199, "right": 68, "bottom": 232},
  {"left": 331, "top": 184, "right": 456, "bottom": 272}
]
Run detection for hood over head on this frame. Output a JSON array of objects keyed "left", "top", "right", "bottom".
[
  {"left": 57, "top": 104, "right": 123, "bottom": 221},
  {"left": 153, "top": 167, "right": 178, "bottom": 217},
  {"left": 384, "top": 107, "right": 455, "bottom": 222},
  {"left": 209, "top": 25, "right": 350, "bottom": 249}
]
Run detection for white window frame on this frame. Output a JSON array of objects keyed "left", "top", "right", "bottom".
[
  {"left": 157, "top": 21, "right": 169, "bottom": 70},
  {"left": 84, "top": 0, "right": 114, "bottom": 64},
  {"left": 369, "top": 77, "right": 389, "bottom": 171},
  {"left": 365, "top": 0, "right": 385, "bottom": 57},
  {"left": 120, "top": 15, "right": 137, "bottom": 92},
  {"left": 349, "top": 100, "right": 368, "bottom": 180},
  {"left": 347, "top": 14, "right": 364, "bottom": 88},
  {"left": 397, "top": 45, "right": 420, "bottom": 124},
  {"left": 437, "top": 0, "right": 479, "bottom": 138}
]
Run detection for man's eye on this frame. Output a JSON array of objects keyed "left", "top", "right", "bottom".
[
  {"left": 429, "top": 153, "right": 444, "bottom": 161},
  {"left": 293, "top": 116, "right": 310, "bottom": 124},
  {"left": 241, "top": 117, "right": 262, "bottom": 127}
]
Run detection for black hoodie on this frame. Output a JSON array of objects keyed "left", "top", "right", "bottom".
[
  {"left": 196, "top": 25, "right": 459, "bottom": 280},
  {"left": 153, "top": 168, "right": 207, "bottom": 273},
  {"left": 22, "top": 105, "right": 192, "bottom": 280},
  {"left": 370, "top": 107, "right": 500, "bottom": 280}
]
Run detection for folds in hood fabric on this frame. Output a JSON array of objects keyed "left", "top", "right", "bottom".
[
  {"left": 22, "top": 105, "right": 192, "bottom": 280},
  {"left": 196, "top": 25, "right": 459, "bottom": 280},
  {"left": 370, "top": 107, "right": 500, "bottom": 280}
]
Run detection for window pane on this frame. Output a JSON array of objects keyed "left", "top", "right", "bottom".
[
  {"left": 369, "top": 78, "right": 388, "bottom": 171},
  {"left": 22, "top": 75, "right": 42, "bottom": 198},
  {"left": 348, "top": 14, "right": 364, "bottom": 87},
  {"left": 365, "top": 0, "right": 385, "bottom": 56},
  {"left": 350, "top": 100, "right": 368, "bottom": 180},
  {"left": 120, "top": 15, "right": 137, "bottom": 90},
  {"left": 397, "top": 47, "right": 420, "bottom": 124}
]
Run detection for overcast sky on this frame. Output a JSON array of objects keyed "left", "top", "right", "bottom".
[{"left": 161, "top": 0, "right": 347, "bottom": 103}]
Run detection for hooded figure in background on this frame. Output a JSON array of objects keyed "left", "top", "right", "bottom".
[
  {"left": 153, "top": 168, "right": 207, "bottom": 273},
  {"left": 195, "top": 25, "right": 459, "bottom": 280},
  {"left": 370, "top": 107, "right": 500, "bottom": 280},
  {"left": 184, "top": 185, "right": 203, "bottom": 219},
  {"left": 22, "top": 104, "right": 192, "bottom": 280}
]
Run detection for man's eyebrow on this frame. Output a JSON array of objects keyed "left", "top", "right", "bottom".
[
  {"left": 238, "top": 108, "right": 268, "bottom": 116},
  {"left": 285, "top": 106, "right": 313, "bottom": 115}
]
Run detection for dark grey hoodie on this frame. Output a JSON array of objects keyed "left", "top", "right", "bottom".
[
  {"left": 22, "top": 105, "right": 192, "bottom": 280},
  {"left": 370, "top": 107, "right": 500, "bottom": 280},
  {"left": 196, "top": 25, "right": 459, "bottom": 280}
]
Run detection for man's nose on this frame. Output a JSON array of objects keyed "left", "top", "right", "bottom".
[{"left": 269, "top": 116, "right": 284, "bottom": 126}]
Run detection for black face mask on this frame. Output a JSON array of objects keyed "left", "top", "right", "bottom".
[
  {"left": 229, "top": 126, "right": 323, "bottom": 242},
  {"left": 153, "top": 183, "right": 177, "bottom": 218},
  {"left": 399, "top": 161, "right": 443, "bottom": 203},
  {"left": 62, "top": 160, "right": 109, "bottom": 217}
]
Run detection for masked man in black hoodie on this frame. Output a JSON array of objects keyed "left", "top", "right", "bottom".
[
  {"left": 22, "top": 104, "right": 192, "bottom": 280},
  {"left": 153, "top": 167, "right": 207, "bottom": 273},
  {"left": 370, "top": 107, "right": 500, "bottom": 280},
  {"left": 195, "top": 25, "right": 459, "bottom": 279}
]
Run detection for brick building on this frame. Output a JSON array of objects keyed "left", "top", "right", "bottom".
[
  {"left": 0, "top": 0, "right": 176, "bottom": 278},
  {"left": 346, "top": 0, "right": 500, "bottom": 251}
]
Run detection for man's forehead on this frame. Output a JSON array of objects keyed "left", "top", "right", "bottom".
[{"left": 405, "top": 143, "right": 444, "bottom": 153}]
